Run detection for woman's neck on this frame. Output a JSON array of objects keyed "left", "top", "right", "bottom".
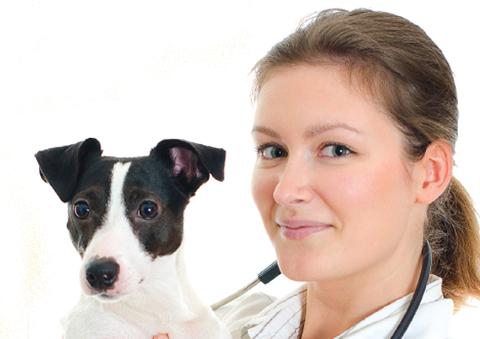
[{"left": 300, "top": 243, "right": 423, "bottom": 339}]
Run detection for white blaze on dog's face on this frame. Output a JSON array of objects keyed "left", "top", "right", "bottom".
[{"left": 79, "top": 162, "right": 151, "bottom": 299}]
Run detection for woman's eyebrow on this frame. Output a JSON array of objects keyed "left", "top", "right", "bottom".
[
  {"left": 251, "top": 123, "right": 361, "bottom": 139},
  {"left": 304, "top": 123, "right": 361, "bottom": 139},
  {"left": 251, "top": 126, "right": 279, "bottom": 138}
]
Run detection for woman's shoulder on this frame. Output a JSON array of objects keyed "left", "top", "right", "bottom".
[
  {"left": 215, "top": 285, "right": 307, "bottom": 338},
  {"left": 215, "top": 291, "right": 277, "bottom": 336}
]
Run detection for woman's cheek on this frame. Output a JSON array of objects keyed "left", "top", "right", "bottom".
[
  {"left": 251, "top": 168, "right": 276, "bottom": 227},
  {"left": 326, "top": 161, "right": 412, "bottom": 247}
]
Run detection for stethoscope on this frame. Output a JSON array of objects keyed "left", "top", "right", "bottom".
[{"left": 212, "top": 240, "right": 432, "bottom": 339}]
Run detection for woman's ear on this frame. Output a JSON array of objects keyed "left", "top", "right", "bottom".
[{"left": 414, "top": 140, "right": 453, "bottom": 204}]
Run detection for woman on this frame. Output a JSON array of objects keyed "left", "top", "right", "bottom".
[{"left": 158, "top": 8, "right": 480, "bottom": 338}]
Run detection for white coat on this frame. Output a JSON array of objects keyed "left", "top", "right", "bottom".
[{"left": 217, "top": 275, "right": 454, "bottom": 338}]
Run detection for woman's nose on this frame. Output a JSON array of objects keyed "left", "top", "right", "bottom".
[{"left": 273, "top": 157, "right": 313, "bottom": 207}]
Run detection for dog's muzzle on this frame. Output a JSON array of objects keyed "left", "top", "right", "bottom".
[{"left": 85, "top": 257, "right": 120, "bottom": 291}]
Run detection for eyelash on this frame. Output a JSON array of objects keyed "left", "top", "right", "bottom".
[
  {"left": 255, "top": 143, "right": 286, "bottom": 160},
  {"left": 255, "top": 142, "right": 355, "bottom": 160}
]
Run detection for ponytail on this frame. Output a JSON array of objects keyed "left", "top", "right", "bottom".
[{"left": 426, "top": 177, "right": 480, "bottom": 309}]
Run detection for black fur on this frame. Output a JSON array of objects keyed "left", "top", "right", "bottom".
[
  {"left": 36, "top": 138, "right": 225, "bottom": 258},
  {"left": 35, "top": 138, "right": 102, "bottom": 202}
]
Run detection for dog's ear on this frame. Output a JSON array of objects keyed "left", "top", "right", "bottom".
[
  {"left": 150, "top": 139, "right": 225, "bottom": 196},
  {"left": 35, "top": 138, "right": 103, "bottom": 202}
]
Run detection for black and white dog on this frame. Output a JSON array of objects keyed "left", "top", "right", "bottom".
[{"left": 35, "top": 138, "right": 231, "bottom": 338}]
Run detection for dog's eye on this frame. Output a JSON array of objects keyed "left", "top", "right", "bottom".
[
  {"left": 74, "top": 201, "right": 90, "bottom": 219},
  {"left": 138, "top": 200, "right": 158, "bottom": 220}
]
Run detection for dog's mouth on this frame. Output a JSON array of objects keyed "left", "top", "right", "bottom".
[
  {"left": 88, "top": 277, "right": 145, "bottom": 302},
  {"left": 98, "top": 292, "right": 114, "bottom": 299},
  {"left": 92, "top": 291, "right": 122, "bottom": 303}
]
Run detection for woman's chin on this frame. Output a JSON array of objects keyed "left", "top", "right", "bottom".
[{"left": 275, "top": 249, "right": 325, "bottom": 282}]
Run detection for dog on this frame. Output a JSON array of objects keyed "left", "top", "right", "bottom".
[{"left": 35, "top": 138, "right": 231, "bottom": 339}]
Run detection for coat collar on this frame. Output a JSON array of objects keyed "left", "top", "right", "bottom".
[{"left": 244, "top": 275, "right": 453, "bottom": 338}]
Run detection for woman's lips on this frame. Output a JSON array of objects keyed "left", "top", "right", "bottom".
[{"left": 276, "top": 220, "right": 332, "bottom": 240}]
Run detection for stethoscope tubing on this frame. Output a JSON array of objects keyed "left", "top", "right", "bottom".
[{"left": 390, "top": 240, "right": 432, "bottom": 339}]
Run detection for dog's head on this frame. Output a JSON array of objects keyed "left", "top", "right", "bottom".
[{"left": 35, "top": 138, "right": 225, "bottom": 301}]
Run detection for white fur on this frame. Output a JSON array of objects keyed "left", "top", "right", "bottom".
[{"left": 64, "top": 162, "right": 231, "bottom": 339}]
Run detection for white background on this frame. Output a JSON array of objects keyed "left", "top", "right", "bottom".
[{"left": 0, "top": 0, "right": 478, "bottom": 337}]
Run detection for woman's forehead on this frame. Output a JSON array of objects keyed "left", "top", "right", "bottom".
[{"left": 254, "top": 64, "right": 391, "bottom": 129}]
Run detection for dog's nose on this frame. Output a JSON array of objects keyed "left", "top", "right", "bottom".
[{"left": 85, "top": 258, "right": 120, "bottom": 291}]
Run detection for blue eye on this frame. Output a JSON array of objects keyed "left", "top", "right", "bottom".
[
  {"left": 321, "top": 144, "right": 352, "bottom": 158},
  {"left": 74, "top": 201, "right": 90, "bottom": 219},
  {"left": 138, "top": 200, "right": 158, "bottom": 220},
  {"left": 256, "top": 144, "right": 287, "bottom": 160}
]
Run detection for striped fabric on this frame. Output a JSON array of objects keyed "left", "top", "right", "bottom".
[
  {"left": 235, "top": 275, "right": 453, "bottom": 339},
  {"left": 241, "top": 286, "right": 306, "bottom": 339}
]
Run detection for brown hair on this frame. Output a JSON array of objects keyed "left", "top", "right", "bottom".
[{"left": 252, "top": 8, "right": 480, "bottom": 308}]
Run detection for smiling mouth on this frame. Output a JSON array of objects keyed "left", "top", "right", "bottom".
[{"left": 276, "top": 223, "right": 332, "bottom": 240}]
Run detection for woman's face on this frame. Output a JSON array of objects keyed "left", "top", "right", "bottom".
[{"left": 251, "top": 64, "right": 424, "bottom": 283}]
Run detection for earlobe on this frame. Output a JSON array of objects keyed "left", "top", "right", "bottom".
[{"left": 415, "top": 140, "right": 453, "bottom": 204}]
